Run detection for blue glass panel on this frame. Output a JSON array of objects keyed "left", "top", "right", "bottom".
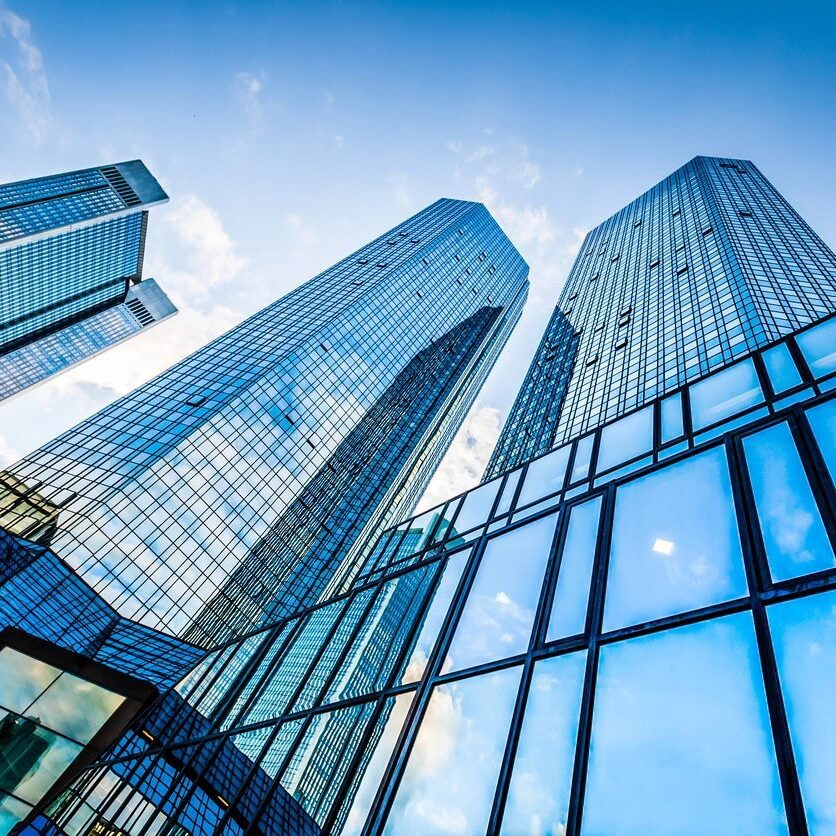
[
  {"left": 384, "top": 665, "right": 522, "bottom": 835},
  {"left": 762, "top": 343, "right": 803, "bottom": 394},
  {"left": 743, "top": 423, "right": 834, "bottom": 580},
  {"left": 517, "top": 445, "right": 571, "bottom": 507},
  {"left": 547, "top": 497, "right": 602, "bottom": 640},
  {"left": 584, "top": 614, "right": 787, "bottom": 834},
  {"left": 401, "top": 552, "right": 470, "bottom": 684},
  {"left": 796, "top": 318, "right": 836, "bottom": 379},
  {"left": 446, "top": 514, "right": 556, "bottom": 672},
  {"left": 0, "top": 649, "right": 60, "bottom": 713},
  {"left": 806, "top": 399, "right": 836, "bottom": 485},
  {"left": 769, "top": 591, "right": 836, "bottom": 832},
  {"left": 495, "top": 468, "right": 523, "bottom": 517},
  {"left": 571, "top": 434, "right": 595, "bottom": 482},
  {"left": 597, "top": 405, "right": 653, "bottom": 473},
  {"left": 690, "top": 358, "right": 763, "bottom": 430},
  {"left": 603, "top": 447, "right": 747, "bottom": 632},
  {"left": 501, "top": 651, "right": 586, "bottom": 835},
  {"left": 660, "top": 392, "right": 684, "bottom": 442},
  {"left": 453, "top": 477, "right": 502, "bottom": 535}
]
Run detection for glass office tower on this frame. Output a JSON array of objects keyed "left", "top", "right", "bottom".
[
  {"left": 31, "top": 155, "right": 836, "bottom": 836},
  {"left": 0, "top": 161, "right": 176, "bottom": 401},
  {"left": 0, "top": 198, "right": 529, "bottom": 644}
]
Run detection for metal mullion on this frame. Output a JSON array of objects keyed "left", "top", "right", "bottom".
[
  {"left": 791, "top": 403, "right": 836, "bottom": 540},
  {"left": 727, "top": 434, "right": 809, "bottom": 834},
  {"left": 362, "top": 537, "right": 486, "bottom": 834},
  {"left": 565, "top": 482, "right": 616, "bottom": 836}
]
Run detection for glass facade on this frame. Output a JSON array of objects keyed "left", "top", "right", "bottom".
[
  {"left": 486, "top": 156, "right": 836, "bottom": 476},
  {"left": 0, "top": 161, "right": 174, "bottom": 401}
]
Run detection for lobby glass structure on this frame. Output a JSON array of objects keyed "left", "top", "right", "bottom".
[
  {"left": 0, "top": 162, "right": 176, "bottom": 401},
  {"left": 7, "top": 157, "right": 836, "bottom": 835}
]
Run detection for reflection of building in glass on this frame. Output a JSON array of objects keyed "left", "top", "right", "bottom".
[
  {"left": 1, "top": 198, "right": 528, "bottom": 643},
  {"left": 19, "top": 156, "right": 836, "bottom": 836},
  {"left": 0, "top": 162, "right": 176, "bottom": 401}
]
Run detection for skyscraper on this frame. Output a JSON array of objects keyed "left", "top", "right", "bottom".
[
  {"left": 28, "top": 155, "right": 836, "bottom": 836},
  {"left": 0, "top": 198, "right": 528, "bottom": 645},
  {"left": 0, "top": 161, "right": 176, "bottom": 400}
]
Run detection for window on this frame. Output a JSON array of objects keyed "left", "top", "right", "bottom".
[
  {"left": 769, "top": 591, "right": 836, "bottom": 830},
  {"left": 762, "top": 343, "right": 802, "bottom": 393},
  {"left": 547, "top": 496, "right": 602, "bottom": 640},
  {"left": 603, "top": 446, "right": 748, "bottom": 632},
  {"left": 743, "top": 423, "right": 833, "bottom": 580},
  {"left": 796, "top": 318, "right": 836, "bottom": 378},
  {"left": 806, "top": 399, "right": 836, "bottom": 484},
  {"left": 570, "top": 435, "right": 594, "bottom": 482},
  {"left": 517, "top": 445, "right": 571, "bottom": 507},
  {"left": 384, "top": 666, "right": 522, "bottom": 835},
  {"left": 597, "top": 405, "right": 653, "bottom": 473},
  {"left": 689, "top": 358, "right": 763, "bottom": 430},
  {"left": 446, "top": 514, "right": 557, "bottom": 672},
  {"left": 452, "top": 477, "right": 502, "bottom": 537},
  {"left": 500, "top": 651, "right": 586, "bottom": 834},
  {"left": 584, "top": 614, "right": 786, "bottom": 834},
  {"left": 660, "top": 392, "right": 684, "bottom": 442}
]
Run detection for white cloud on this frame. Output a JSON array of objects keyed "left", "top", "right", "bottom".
[
  {"left": 0, "top": 4, "right": 50, "bottom": 142},
  {"left": 416, "top": 404, "right": 502, "bottom": 512},
  {"left": 0, "top": 432, "right": 19, "bottom": 466},
  {"left": 446, "top": 139, "right": 463, "bottom": 153},
  {"left": 388, "top": 172, "right": 412, "bottom": 208},
  {"left": 334, "top": 134, "right": 344, "bottom": 148},
  {"left": 465, "top": 144, "right": 495, "bottom": 163},
  {"left": 284, "top": 212, "right": 318, "bottom": 246},
  {"left": 235, "top": 70, "right": 264, "bottom": 131}
]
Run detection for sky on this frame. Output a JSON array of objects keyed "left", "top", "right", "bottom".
[{"left": 0, "top": 0, "right": 834, "bottom": 506}]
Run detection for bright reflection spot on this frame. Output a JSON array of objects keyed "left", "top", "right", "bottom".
[{"left": 652, "top": 538, "right": 674, "bottom": 556}]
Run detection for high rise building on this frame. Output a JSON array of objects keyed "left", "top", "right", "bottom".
[
  {"left": 25, "top": 155, "right": 836, "bottom": 836},
  {"left": 0, "top": 161, "right": 176, "bottom": 401},
  {"left": 0, "top": 198, "right": 528, "bottom": 645}
]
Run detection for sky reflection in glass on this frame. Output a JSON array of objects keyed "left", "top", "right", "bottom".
[
  {"left": 517, "top": 446, "right": 570, "bottom": 507},
  {"left": 583, "top": 614, "right": 787, "bottom": 835},
  {"left": 743, "top": 422, "right": 833, "bottom": 580},
  {"left": 690, "top": 358, "right": 763, "bottom": 430},
  {"left": 769, "top": 591, "right": 836, "bottom": 833},
  {"left": 603, "top": 446, "right": 747, "bottom": 632},
  {"left": 597, "top": 405, "right": 653, "bottom": 473},
  {"left": 384, "top": 665, "right": 522, "bottom": 835},
  {"left": 501, "top": 651, "right": 586, "bottom": 835},
  {"left": 796, "top": 318, "right": 836, "bottom": 378},
  {"left": 762, "top": 343, "right": 803, "bottom": 393},
  {"left": 446, "top": 514, "right": 556, "bottom": 672},
  {"left": 547, "top": 497, "right": 602, "bottom": 640},
  {"left": 806, "top": 399, "right": 836, "bottom": 486}
]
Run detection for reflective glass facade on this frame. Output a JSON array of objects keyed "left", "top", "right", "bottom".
[
  {"left": 0, "top": 161, "right": 174, "bottom": 400},
  {"left": 0, "top": 199, "right": 528, "bottom": 643},
  {"left": 487, "top": 156, "right": 836, "bottom": 476}
]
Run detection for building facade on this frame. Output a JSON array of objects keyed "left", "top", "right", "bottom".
[
  {"left": 0, "top": 198, "right": 528, "bottom": 643},
  {"left": 0, "top": 161, "right": 176, "bottom": 401}
]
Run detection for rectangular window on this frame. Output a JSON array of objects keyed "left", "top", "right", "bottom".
[
  {"left": 762, "top": 343, "right": 803, "bottom": 394},
  {"left": 796, "top": 318, "right": 836, "bottom": 379},
  {"left": 689, "top": 358, "right": 763, "bottom": 430},
  {"left": 660, "top": 392, "right": 684, "bottom": 442},
  {"left": 597, "top": 405, "right": 653, "bottom": 473},
  {"left": 517, "top": 445, "right": 571, "bottom": 507}
]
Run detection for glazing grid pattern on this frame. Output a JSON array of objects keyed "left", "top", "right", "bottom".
[
  {"left": 1, "top": 199, "right": 529, "bottom": 641},
  {"left": 41, "top": 319, "right": 836, "bottom": 836},
  {"left": 487, "top": 156, "right": 836, "bottom": 477}
]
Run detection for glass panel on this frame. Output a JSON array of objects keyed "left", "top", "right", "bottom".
[
  {"left": 400, "top": 552, "right": 470, "bottom": 684},
  {"left": 0, "top": 711, "right": 83, "bottom": 804},
  {"left": 0, "top": 793, "right": 32, "bottom": 833},
  {"left": 806, "top": 399, "right": 836, "bottom": 485},
  {"left": 340, "top": 693, "right": 414, "bottom": 836},
  {"left": 743, "top": 423, "right": 834, "bottom": 580},
  {"left": 495, "top": 468, "right": 523, "bottom": 517},
  {"left": 603, "top": 447, "right": 748, "bottom": 632},
  {"left": 446, "top": 514, "right": 557, "bottom": 672},
  {"left": 500, "top": 651, "right": 586, "bottom": 835},
  {"left": 660, "top": 392, "right": 684, "bottom": 442},
  {"left": 796, "top": 317, "right": 836, "bottom": 378},
  {"left": 583, "top": 614, "right": 787, "bottom": 834},
  {"left": 762, "top": 343, "right": 803, "bottom": 394},
  {"left": 547, "top": 497, "right": 602, "bottom": 640},
  {"left": 571, "top": 435, "right": 594, "bottom": 482},
  {"left": 517, "top": 445, "right": 571, "bottom": 507},
  {"left": 690, "top": 358, "right": 763, "bottom": 430},
  {"left": 769, "top": 591, "right": 836, "bottom": 831},
  {"left": 384, "top": 665, "right": 522, "bottom": 835},
  {"left": 26, "top": 673, "right": 124, "bottom": 743},
  {"left": 597, "top": 405, "right": 653, "bottom": 473},
  {"left": 0, "top": 648, "right": 61, "bottom": 714},
  {"left": 453, "top": 477, "right": 502, "bottom": 535}
]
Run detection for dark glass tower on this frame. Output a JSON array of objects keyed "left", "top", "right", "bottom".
[
  {"left": 13, "top": 157, "right": 836, "bottom": 836},
  {"left": 0, "top": 161, "right": 176, "bottom": 401},
  {"left": 0, "top": 198, "right": 528, "bottom": 643}
]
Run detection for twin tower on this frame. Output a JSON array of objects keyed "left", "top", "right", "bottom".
[{"left": 1, "top": 156, "right": 835, "bottom": 835}]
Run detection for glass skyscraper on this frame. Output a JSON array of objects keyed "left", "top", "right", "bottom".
[
  {"left": 6, "top": 156, "right": 836, "bottom": 836},
  {"left": 0, "top": 161, "right": 176, "bottom": 401}
]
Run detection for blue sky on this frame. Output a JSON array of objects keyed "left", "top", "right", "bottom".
[{"left": 0, "top": 0, "right": 834, "bottom": 503}]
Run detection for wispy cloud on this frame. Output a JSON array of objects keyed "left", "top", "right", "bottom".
[
  {"left": 235, "top": 70, "right": 265, "bottom": 132},
  {"left": 388, "top": 172, "right": 412, "bottom": 208},
  {"left": 284, "top": 212, "right": 318, "bottom": 246},
  {"left": 0, "top": 432, "right": 19, "bottom": 467},
  {"left": 0, "top": 4, "right": 50, "bottom": 142}
]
